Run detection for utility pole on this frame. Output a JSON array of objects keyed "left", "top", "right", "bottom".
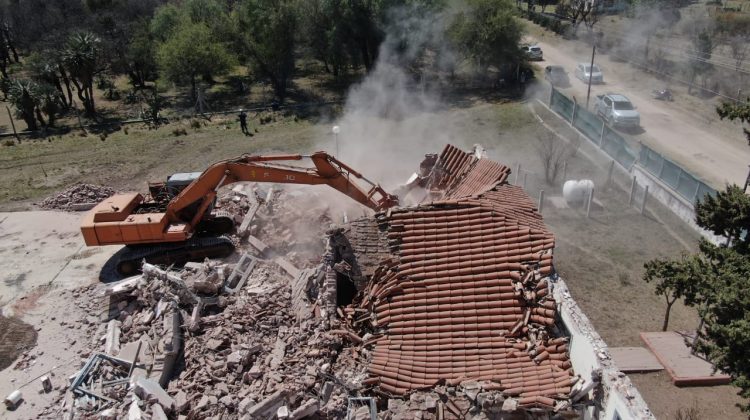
[{"left": 586, "top": 44, "right": 596, "bottom": 108}]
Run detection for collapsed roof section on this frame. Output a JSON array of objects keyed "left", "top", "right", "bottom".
[{"left": 350, "top": 144, "right": 574, "bottom": 411}]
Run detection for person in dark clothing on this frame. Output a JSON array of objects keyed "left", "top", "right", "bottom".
[{"left": 238, "top": 109, "right": 250, "bottom": 135}]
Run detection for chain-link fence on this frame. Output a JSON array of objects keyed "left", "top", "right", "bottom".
[
  {"left": 638, "top": 146, "right": 716, "bottom": 203},
  {"left": 549, "top": 87, "right": 714, "bottom": 204}
]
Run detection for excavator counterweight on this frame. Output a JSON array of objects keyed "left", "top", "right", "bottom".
[{"left": 81, "top": 151, "right": 398, "bottom": 275}]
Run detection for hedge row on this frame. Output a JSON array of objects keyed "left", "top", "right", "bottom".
[{"left": 525, "top": 10, "right": 573, "bottom": 38}]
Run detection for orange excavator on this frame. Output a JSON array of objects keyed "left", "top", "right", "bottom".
[{"left": 81, "top": 151, "right": 398, "bottom": 275}]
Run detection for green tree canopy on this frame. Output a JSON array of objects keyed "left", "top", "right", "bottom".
[
  {"left": 156, "top": 21, "right": 233, "bottom": 102},
  {"left": 448, "top": 0, "right": 524, "bottom": 74},
  {"left": 236, "top": 0, "right": 298, "bottom": 102},
  {"left": 643, "top": 255, "right": 702, "bottom": 331},
  {"left": 643, "top": 183, "right": 750, "bottom": 411},
  {"left": 691, "top": 240, "right": 750, "bottom": 410},
  {"left": 717, "top": 99, "right": 750, "bottom": 145},
  {"left": 695, "top": 184, "right": 750, "bottom": 251},
  {"left": 151, "top": 4, "right": 183, "bottom": 42}
]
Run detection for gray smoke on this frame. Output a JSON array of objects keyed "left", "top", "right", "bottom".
[{"left": 322, "top": 6, "right": 478, "bottom": 189}]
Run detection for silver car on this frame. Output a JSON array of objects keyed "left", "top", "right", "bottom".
[
  {"left": 522, "top": 45, "right": 543, "bottom": 61},
  {"left": 575, "top": 63, "right": 603, "bottom": 84},
  {"left": 594, "top": 93, "right": 640, "bottom": 128}
]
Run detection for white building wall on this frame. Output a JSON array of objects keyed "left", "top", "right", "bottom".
[{"left": 552, "top": 275, "right": 655, "bottom": 420}]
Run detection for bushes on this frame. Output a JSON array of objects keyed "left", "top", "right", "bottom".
[{"left": 526, "top": 10, "right": 572, "bottom": 37}]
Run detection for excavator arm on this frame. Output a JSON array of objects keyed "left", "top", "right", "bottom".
[
  {"left": 166, "top": 151, "right": 398, "bottom": 227},
  {"left": 81, "top": 151, "right": 397, "bottom": 248}
]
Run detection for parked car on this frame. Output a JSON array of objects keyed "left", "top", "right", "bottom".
[
  {"left": 594, "top": 93, "right": 640, "bottom": 129},
  {"left": 574, "top": 63, "right": 603, "bottom": 84},
  {"left": 522, "top": 45, "right": 543, "bottom": 61},
  {"left": 544, "top": 65, "right": 570, "bottom": 87}
]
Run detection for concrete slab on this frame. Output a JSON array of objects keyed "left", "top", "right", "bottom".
[
  {"left": 0, "top": 211, "right": 120, "bottom": 310},
  {"left": 609, "top": 347, "right": 663, "bottom": 373},
  {"left": 640, "top": 331, "right": 731, "bottom": 386}
]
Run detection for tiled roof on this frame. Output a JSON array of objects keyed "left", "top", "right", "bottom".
[{"left": 352, "top": 145, "right": 573, "bottom": 410}]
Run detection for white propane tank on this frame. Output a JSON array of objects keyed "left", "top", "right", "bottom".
[{"left": 563, "top": 180, "right": 594, "bottom": 205}]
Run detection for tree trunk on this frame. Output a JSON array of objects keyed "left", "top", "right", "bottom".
[
  {"left": 58, "top": 65, "right": 74, "bottom": 106},
  {"left": 191, "top": 75, "right": 197, "bottom": 103},
  {"left": 662, "top": 295, "right": 677, "bottom": 331},
  {"left": 35, "top": 108, "right": 46, "bottom": 128},
  {"left": 86, "top": 84, "right": 96, "bottom": 116}
]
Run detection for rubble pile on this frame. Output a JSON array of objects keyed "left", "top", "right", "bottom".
[
  {"left": 39, "top": 184, "right": 116, "bottom": 210},
  {"left": 60, "top": 249, "right": 355, "bottom": 419},
  {"left": 255, "top": 190, "right": 333, "bottom": 268}
]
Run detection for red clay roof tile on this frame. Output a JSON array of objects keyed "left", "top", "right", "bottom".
[{"left": 353, "top": 145, "right": 572, "bottom": 409}]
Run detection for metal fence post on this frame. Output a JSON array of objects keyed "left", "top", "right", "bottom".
[
  {"left": 515, "top": 164, "right": 521, "bottom": 185},
  {"left": 606, "top": 160, "right": 614, "bottom": 188},
  {"left": 522, "top": 172, "right": 528, "bottom": 190},
  {"left": 628, "top": 176, "right": 636, "bottom": 206},
  {"left": 586, "top": 187, "right": 594, "bottom": 218},
  {"left": 641, "top": 186, "right": 649, "bottom": 214},
  {"left": 538, "top": 190, "right": 545, "bottom": 214},
  {"left": 599, "top": 121, "right": 606, "bottom": 147},
  {"left": 571, "top": 96, "right": 578, "bottom": 126}
]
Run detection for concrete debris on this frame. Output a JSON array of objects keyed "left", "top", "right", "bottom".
[
  {"left": 133, "top": 378, "right": 174, "bottom": 412},
  {"left": 104, "top": 320, "right": 121, "bottom": 356},
  {"left": 41, "top": 375, "right": 52, "bottom": 393},
  {"left": 39, "top": 183, "right": 115, "bottom": 211}
]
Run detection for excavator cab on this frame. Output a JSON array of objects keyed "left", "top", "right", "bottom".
[{"left": 148, "top": 172, "right": 203, "bottom": 203}]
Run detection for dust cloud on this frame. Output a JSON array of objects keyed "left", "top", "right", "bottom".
[{"left": 322, "top": 6, "right": 474, "bottom": 191}]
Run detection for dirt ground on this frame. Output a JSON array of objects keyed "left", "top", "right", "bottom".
[
  {"left": 0, "top": 211, "right": 120, "bottom": 418},
  {"left": 526, "top": 26, "right": 750, "bottom": 189},
  {"left": 0, "top": 97, "right": 745, "bottom": 418}
]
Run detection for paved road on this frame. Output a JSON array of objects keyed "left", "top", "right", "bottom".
[{"left": 536, "top": 40, "right": 750, "bottom": 188}]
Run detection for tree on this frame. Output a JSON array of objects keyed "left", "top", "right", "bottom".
[
  {"left": 717, "top": 99, "right": 750, "bottom": 145},
  {"left": 643, "top": 255, "right": 701, "bottom": 331},
  {"left": 124, "top": 22, "right": 158, "bottom": 88},
  {"left": 236, "top": 0, "right": 298, "bottom": 102},
  {"left": 689, "top": 241, "right": 750, "bottom": 411},
  {"left": 150, "top": 4, "right": 183, "bottom": 42},
  {"left": 63, "top": 32, "right": 102, "bottom": 117},
  {"left": 536, "top": 131, "right": 575, "bottom": 185},
  {"left": 8, "top": 79, "right": 42, "bottom": 131},
  {"left": 25, "top": 52, "right": 71, "bottom": 109},
  {"left": 156, "top": 21, "right": 233, "bottom": 102},
  {"left": 695, "top": 184, "right": 750, "bottom": 249},
  {"left": 448, "top": 0, "right": 524, "bottom": 75},
  {"left": 7, "top": 79, "right": 58, "bottom": 130},
  {"left": 643, "top": 184, "right": 750, "bottom": 411}
]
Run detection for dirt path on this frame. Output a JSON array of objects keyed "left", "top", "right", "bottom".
[
  {"left": 0, "top": 211, "right": 119, "bottom": 418},
  {"left": 535, "top": 40, "right": 750, "bottom": 188}
]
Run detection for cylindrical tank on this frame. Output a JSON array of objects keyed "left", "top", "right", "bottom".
[
  {"left": 563, "top": 180, "right": 594, "bottom": 205},
  {"left": 4, "top": 390, "right": 22, "bottom": 409}
]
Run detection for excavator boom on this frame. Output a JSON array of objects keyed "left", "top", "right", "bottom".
[{"left": 81, "top": 151, "right": 398, "bottom": 248}]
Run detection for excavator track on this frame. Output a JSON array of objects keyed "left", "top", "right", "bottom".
[{"left": 115, "top": 236, "right": 235, "bottom": 276}]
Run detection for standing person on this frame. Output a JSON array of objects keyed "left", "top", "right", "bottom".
[{"left": 238, "top": 109, "right": 250, "bottom": 135}]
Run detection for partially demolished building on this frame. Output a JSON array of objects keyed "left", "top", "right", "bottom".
[{"left": 63, "top": 144, "right": 653, "bottom": 419}]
